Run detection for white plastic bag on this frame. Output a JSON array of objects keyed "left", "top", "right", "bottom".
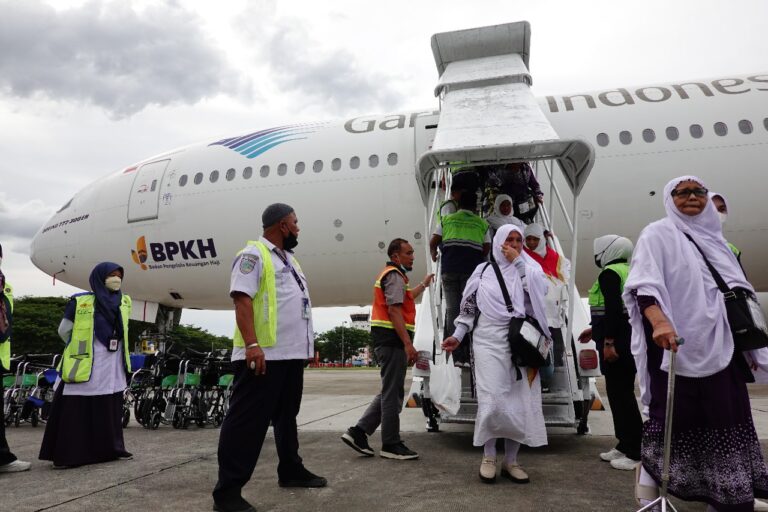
[{"left": 429, "top": 353, "right": 461, "bottom": 416}]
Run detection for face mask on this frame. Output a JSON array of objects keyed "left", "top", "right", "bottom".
[
  {"left": 283, "top": 232, "right": 298, "bottom": 251},
  {"left": 105, "top": 276, "right": 122, "bottom": 291},
  {"left": 718, "top": 212, "right": 727, "bottom": 225}
]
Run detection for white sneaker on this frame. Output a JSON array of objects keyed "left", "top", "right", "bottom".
[
  {"left": 599, "top": 448, "right": 625, "bottom": 462},
  {"left": 610, "top": 456, "right": 640, "bottom": 471},
  {"left": 0, "top": 460, "right": 31, "bottom": 473},
  {"left": 754, "top": 499, "right": 768, "bottom": 511}
]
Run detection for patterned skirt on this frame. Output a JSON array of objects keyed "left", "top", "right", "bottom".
[{"left": 642, "top": 340, "right": 768, "bottom": 511}]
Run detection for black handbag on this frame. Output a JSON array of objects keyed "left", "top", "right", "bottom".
[
  {"left": 683, "top": 233, "right": 768, "bottom": 351},
  {"left": 486, "top": 261, "right": 551, "bottom": 372}
]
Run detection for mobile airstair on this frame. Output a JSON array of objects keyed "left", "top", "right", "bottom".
[{"left": 412, "top": 22, "right": 598, "bottom": 431}]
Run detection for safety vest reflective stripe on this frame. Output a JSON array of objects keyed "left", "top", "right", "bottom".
[
  {"left": 370, "top": 266, "right": 416, "bottom": 332},
  {"left": 61, "top": 293, "right": 132, "bottom": 383},
  {"left": 727, "top": 242, "right": 741, "bottom": 258},
  {"left": 0, "top": 282, "right": 12, "bottom": 371},
  {"left": 233, "top": 241, "right": 304, "bottom": 349},
  {"left": 588, "top": 263, "right": 630, "bottom": 317}
]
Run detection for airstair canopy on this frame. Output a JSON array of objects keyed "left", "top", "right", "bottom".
[{"left": 417, "top": 22, "right": 594, "bottom": 199}]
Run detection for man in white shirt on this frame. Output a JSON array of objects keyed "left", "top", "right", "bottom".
[{"left": 212, "top": 204, "right": 325, "bottom": 512}]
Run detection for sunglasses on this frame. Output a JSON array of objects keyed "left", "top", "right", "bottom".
[{"left": 670, "top": 187, "right": 708, "bottom": 198}]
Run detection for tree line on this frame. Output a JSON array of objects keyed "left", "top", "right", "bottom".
[{"left": 10, "top": 297, "right": 374, "bottom": 362}]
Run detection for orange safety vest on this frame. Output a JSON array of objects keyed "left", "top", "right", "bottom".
[{"left": 370, "top": 266, "right": 416, "bottom": 332}]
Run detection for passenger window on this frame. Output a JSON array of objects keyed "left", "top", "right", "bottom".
[
  {"left": 642, "top": 129, "right": 655, "bottom": 143},
  {"left": 226, "top": 168, "right": 236, "bottom": 181},
  {"left": 278, "top": 163, "right": 287, "bottom": 176},
  {"left": 313, "top": 160, "right": 323, "bottom": 173},
  {"left": 350, "top": 156, "right": 360, "bottom": 170},
  {"left": 666, "top": 126, "right": 679, "bottom": 141},
  {"left": 259, "top": 165, "right": 269, "bottom": 178},
  {"left": 690, "top": 124, "right": 703, "bottom": 139},
  {"left": 369, "top": 154, "right": 379, "bottom": 167},
  {"left": 150, "top": 180, "right": 157, "bottom": 192},
  {"left": 194, "top": 172, "right": 203, "bottom": 185},
  {"left": 738, "top": 120, "right": 753, "bottom": 134},
  {"left": 596, "top": 133, "right": 609, "bottom": 147},
  {"left": 243, "top": 166, "right": 253, "bottom": 179},
  {"left": 331, "top": 158, "right": 342, "bottom": 171},
  {"left": 713, "top": 122, "right": 727, "bottom": 136},
  {"left": 387, "top": 153, "right": 398, "bottom": 166},
  {"left": 210, "top": 170, "right": 219, "bottom": 183},
  {"left": 179, "top": 175, "right": 188, "bottom": 187},
  {"left": 295, "top": 162, "right": 305, "bottom": 174},
  {"left": 619, "top": 131, "right": 632, "bottom": 145}
]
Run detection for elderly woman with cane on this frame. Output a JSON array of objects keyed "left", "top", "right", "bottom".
[{"left": 624, "top": 176, "right": 768, "bottom": 511}]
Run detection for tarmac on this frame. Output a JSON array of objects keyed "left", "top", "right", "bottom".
[{"left": 5, "top": 369, "right": 768, "bottom": 512}]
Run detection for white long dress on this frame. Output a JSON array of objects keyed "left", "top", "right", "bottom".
[{"left": 470, "top": 314, "right": 547, "bottom": 447}]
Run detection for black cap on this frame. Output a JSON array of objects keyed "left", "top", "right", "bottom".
[{"left": 262, "top": 203, "right": 295, "bottom": 228}]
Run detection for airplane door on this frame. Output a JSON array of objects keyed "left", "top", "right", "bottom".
[
  {"left": 413, "top": 113, "right": 439, "bottom": 163},
  {"left": 127, "top": 159, "right": 170, "bottom": 222}
]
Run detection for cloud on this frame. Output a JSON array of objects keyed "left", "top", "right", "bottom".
[
  {"left": 0, "top": 0, "right": 249, "bottom": 118},
  {"left": 237, "top": 6, "right": 406, "bottom": 115},
  {"left": 0, "top": 193, "right": 55, "bottom": 251}
]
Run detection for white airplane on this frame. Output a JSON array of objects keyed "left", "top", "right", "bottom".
[
  {"left": 29, "top": 70, "right": 768, "bottom": 315},
  {"left": 28, "top": 20, "right": 768, "bottom": 324}
]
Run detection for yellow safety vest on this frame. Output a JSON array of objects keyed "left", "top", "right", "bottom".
[
  {"left": 233, "top": 241, "right": 304, "bottom": 349},
  {"left": 0, "top": 282, "right": 12, "bottom": 371},
  {"left": 61, "top": 293, "right": 132, "bottom": 383}
]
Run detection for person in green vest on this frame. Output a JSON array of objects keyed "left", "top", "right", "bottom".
[
  {"left": 0, "top": 243, "right": 31, "bottom": 473},
  {"left": 578, "top": 235, "right": 642, "bottom": 471},
  {"left": 39, "top": 262, "right": 133, "bottom": 468},
  {"left": 709, "top": 191, "right": 743, "bottom": 263},
  {"left": 213, "top": 203, "right": 325, "bottom": 512},
  {"left": 429, "top": 190, "right": 490, "bottom": 365}
]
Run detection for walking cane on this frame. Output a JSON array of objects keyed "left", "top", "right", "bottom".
[{"left": 636, "top": 337, "right": 684, "bottom": 512}]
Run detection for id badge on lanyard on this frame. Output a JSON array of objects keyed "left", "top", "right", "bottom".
[
  {"left": 108, "top": 338, "right": 119, "bottom": 352},
  {"left": 302, "top": 298, "right": 311, "bottom": 320}
]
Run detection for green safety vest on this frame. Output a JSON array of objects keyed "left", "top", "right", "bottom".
[
  {"left": 727, "top": 242, "right": 741, "bottom": 259},
  {"left": 441, "top": 211, "right": 488, "bottom": 251},
  {"left": 435, "top": 199, "right": 457, "bottom": 224},
  {"left": 0, "top": 282, "right": 12, "bottom": 371},
  {"left": 61, "top": 293, "right": 132, "bottom": 383},
  {"left": 587, "top": 262, "right": 630, "bottom": 317},
  {"left": 233, "top": 241, "right": 304, "bottom": 349}
]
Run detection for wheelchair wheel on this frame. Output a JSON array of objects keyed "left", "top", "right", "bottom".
[
  {"left": 30, "top": 409, "right": 39, "bottom": 427},
  {"left": 150, "top": 411, "right": 161, "bottom": 430},
  {"left": 122, "top": 408, "right": 131, "bottom": 428}
]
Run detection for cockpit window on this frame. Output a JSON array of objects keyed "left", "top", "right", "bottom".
[{"left": 57, "top": 197, "right": 73, "bottom": 213}]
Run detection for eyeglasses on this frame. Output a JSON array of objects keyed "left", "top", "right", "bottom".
[{"left": 670, "top": 187, "right": 708, "bottom": 198}]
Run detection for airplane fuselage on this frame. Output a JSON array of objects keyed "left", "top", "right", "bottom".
[{"left": 30, "top": 73, "right": 768, "bottom": 310}]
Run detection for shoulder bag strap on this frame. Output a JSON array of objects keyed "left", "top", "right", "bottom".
[
  {"left": 489, "top": 261, "right": 515, "bottom": 313},
  {"left": 682, "top": 233, "right": 734, "bottom": 297}
]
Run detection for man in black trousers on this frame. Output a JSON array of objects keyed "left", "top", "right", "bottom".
[{"left": 212, "top": 204, "right": 325, "bottom": 512}]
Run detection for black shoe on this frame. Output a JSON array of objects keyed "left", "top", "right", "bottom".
[
  {"left": 278, "top": 467, "right": 327, "bottom": 488},
  {"left": 380, "top": 442, "right": 419, "bottom": 460},
  {"left": 212, "top": 496, "right": 256, "bottom": 512},
  {"left": 341, "top": 426, "right": 374, "bottom": 456}
]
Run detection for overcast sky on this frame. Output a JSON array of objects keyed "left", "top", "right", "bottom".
[{"left": 1, "top": 0, "right": 766, "bottom": 337}]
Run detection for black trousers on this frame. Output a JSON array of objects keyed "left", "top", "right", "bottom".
[
  {"left": 604, "top": 363, "right": 643, "bottom": 461},
  {"left": 213, "top": 359, "right": 305, "bottom": 501},
  {"left": 0, "top": 373, "right": 18, "bottom": 465}
]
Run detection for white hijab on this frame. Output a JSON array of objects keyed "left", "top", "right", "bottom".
[
  {"left": 487, "top": 194, "right": 525, "bottom": 230},
  {"left": 524, "top": 223, "right": 547, "bottom": 258},
  {"left": 593, "top": 235, "right": 633, "bottom": 268},
  {"left": 624, "top": 176, "right": 754, "bottom": 405},
  {"left": 463, "top": 224, "right": 550, "bottom": 334}
]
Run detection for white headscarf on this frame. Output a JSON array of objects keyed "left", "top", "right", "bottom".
[
  {"left": 524, "top": 223, "right": 547, "bottom": 258},
  {"left": 487, "top": 194, "right": 525, "bottom": 231},
  {"left": 593, "top": 235, "right": 633, "bottom": 268},
  {"left": 709, "top": 191, "right": 728, "bottom": 225},
  {"left": 624, "top": 176, "right": 755, "bottom": 405},
  {"left": 461, "top": 225, "right": 550, "bottom": 334}
]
